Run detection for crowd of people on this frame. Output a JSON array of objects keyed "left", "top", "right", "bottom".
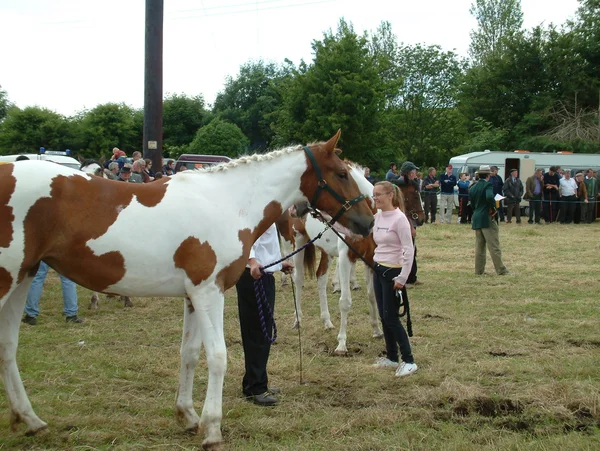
[{"left": 101, "top": 148, "right": 178, "bottom": 182}]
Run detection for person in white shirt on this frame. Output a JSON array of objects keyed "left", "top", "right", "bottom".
[
  {"left": 559, "top": 170, "right": 578, "bottom": 224},
  {"left": 236, "top": 223, "right": 294, "bottom": 406}
]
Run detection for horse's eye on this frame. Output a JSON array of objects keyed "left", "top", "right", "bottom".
[{"left": 338, "top": 172, "right": 348, "bottom": 180}]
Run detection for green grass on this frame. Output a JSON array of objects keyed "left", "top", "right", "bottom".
[{"left": 1, "top": 222, "right": 600, "bottom": 450}]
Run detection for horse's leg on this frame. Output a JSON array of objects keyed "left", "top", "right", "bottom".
[
  {"left": 331, "top": 258, "right": 341, "bottom": 293},
  {"left": 350, "top": 261, "right": 361, "bottom": 291},
  {"left": 365, "top": 266, "right": 383, "bottom": 338},
  {"left": 316, "top": 252, "right": 334, "bottom": 329},
  {"left": 0, "top": 278, "right": 48, "bottom": 435},
  {"left": 334, "top": 252, "right": 353, "bottom": 354},
  {"left": 195, "top": 286, "right": 226, "bottom": 448},
  {"left": 121, "top": 296, "right": 133, "bottom": 308},
  {"left": 89, "top": 291, "right": 99, "bottom": 310},
  {"left": 175, "top": 296, "right": 203, "bottom": 432}
]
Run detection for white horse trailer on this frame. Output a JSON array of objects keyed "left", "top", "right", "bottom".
[{"left": 449, "top": 150, "right": 600, "bottom": 215}]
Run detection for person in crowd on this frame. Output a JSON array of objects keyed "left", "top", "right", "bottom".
[
  {"left": 103, "top": 161, "right": 119, "bottom": 180},
  {"left": 132, "top": 151, "right": 143, "bottom": 162},
  {"left": 439, "top": 164, "right": 456, "bottom": 224},
  {"left": 236, "top": 224, "right": 294, "bottom": 406},
  {"left": 371, "top": 181, "right": 418, "bottom": 377},
  {"left": 386, "top": 163, "right": 399, "bottom": 182},
  {"left": 469, "top": 165, "right": 509, "bottom": 276},
  {"left": 416, "top": 171, "right": 423, "bottom": 192},
  {"left": 574, "top": 172, "right": 588, "bottom": 224},
  {"left": 163, "top": 160, "right": 175, "bottom": 176},
  {"left": 144, "top": 158, "right": 155, "bottom": 178},
  {"left": 543, "top": 166, "right": 560, "bottom": 223},
  {"left": 422, "top": 167, "right": 439, "bottom": 224},
  {"left": 131, "top": 160, "right": 147, "bottom": 183},
  {"left": 364, "top": 167, "right": 377, "bottom": 184},
  {"left": 584, "top": 168, "right": 598, "bottom": 223},
  {"left": 117, "top": 165, "right": 137, "bottom": 182},
  {"left": 395, "top": 161, "right": 422, "bottom": 287},
  {"left": 559, "top": 169, "right": 578, "bottom": 224},
  {"left": 457, "top": 172, "right": 472, "bottom": 224},
  {"left": 22, "top": 261, "right": 83, "bottom": 325},
  {"left": 489, "top": 166, "right": 505, "bottom": 222},
  {"left": 106, "top": 148, "right": 128, "bottom": 170},
  {"left": 154, "top": 171, "right": 164, "bottom": 180},
  {"left": 503, "top": 169, "right": 524, "bottom": 224},
  {"left": 525, "top": 168, "right": 544, "bottom": 224}
]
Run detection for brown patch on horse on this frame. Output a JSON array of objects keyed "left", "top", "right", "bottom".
[
  {"left": 174, "top": 238, "right": 217, "bottom": 286},
  {"left": 216, "top": 201, "right": 283, "bottom": 291},
  {"left": 315, "top": 248, "right": 329, "bottom": 278},
  {"left": 0, "top": 267, "right": 13, "bottom": 299},
  {"left": 345, "top": 234, "right": 376, "bottom": 266},
  {"left": 19, "top": 174, "right": 135, "bottom": 288},
  {"left": 0, "top": 166, "right": 16, "bottom": 248},
  {"left": 185, "top": 297, "right": 195, "bottom": 314},
  {"left": 275, "top": 210, "right": 295, "bottom": 245}
]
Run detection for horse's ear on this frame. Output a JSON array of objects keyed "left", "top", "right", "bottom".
[
  {"left": 78, "top": 155, "right": 84, "bottom": 163},
  {"left": 325, "top": 129, "right": 342, "bottom": 153}
]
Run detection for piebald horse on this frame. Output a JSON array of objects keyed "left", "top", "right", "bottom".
[
  {"left": 0, "top": 131, "right": 374, "bottom": 450},
  {"left": 291, "top": 174, "right": 425, "bottom": 354},
  {"left": 79, "top": 158, "right": 133, "bottom": 309}
]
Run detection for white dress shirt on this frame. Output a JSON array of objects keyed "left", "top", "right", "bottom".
[
  {"left": 249, "top": 223, "right": 283, "bottom": 273},
  {"left": 559, "top": 177, "right": 577, "bottom": 196}
]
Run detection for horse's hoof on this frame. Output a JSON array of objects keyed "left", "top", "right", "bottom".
[
  {"left": 202, "top": 440, "right": 223, "bottom": 451},
  {"left": 352, "top": 285, "right": 361, "bottom": 291},
  {"left": 24, "top": 423, "right": 48, "bottom": 436},
  {"left": 333, "top": 349, "right": 348, "bottom": 356},
  {"left": 332, "top": 288, "right": 340, "bottom": 294},
  {"left": 372, "top": 332, "right": 384, "bottom": 339},
  {"left": 291, "top": 321, "right": 300, "bottom": 329},
  {"left": 323, "top": 321, "right": 335, "bottom": 330}
]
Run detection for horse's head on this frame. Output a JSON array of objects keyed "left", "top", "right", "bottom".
[
  {"left": 398, "top": 180, "right": 425, "bottom": 226},
  {"left": 300, "top": 130, "right": 374, "bottom": 237},
  {"left": 79, "top": 158, "right": 107, "bottom": 178}
]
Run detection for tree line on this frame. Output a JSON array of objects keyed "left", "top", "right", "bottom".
[{"left": 0, "top": 0, "right": 598, "bottom": 178}]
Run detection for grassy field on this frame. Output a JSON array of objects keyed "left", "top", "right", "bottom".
[{"left": 1, "top": 222, "right": 600, "bottom": 450}]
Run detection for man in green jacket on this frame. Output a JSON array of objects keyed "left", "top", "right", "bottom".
[
  {"left": 469, "top": 165, "right": 509, "bottom": 276},
  {"left": 584, "top": 168, "right": 598, "bottom": 223}
]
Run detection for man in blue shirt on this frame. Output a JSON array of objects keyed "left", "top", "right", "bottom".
[{"left": 439, "top": 165, "right": 457, "bottom": 224}]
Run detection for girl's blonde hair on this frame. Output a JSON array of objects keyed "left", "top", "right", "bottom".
[{"left": 374, "top": 181, "right": 406, "bottom": 212}]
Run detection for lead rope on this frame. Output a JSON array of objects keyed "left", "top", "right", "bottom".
[
  {"left": 289, "top": 275, "right": 304, "bottom": 385},
  {"left": 253, "top": 275, "right": 277, "bottom": 343}
]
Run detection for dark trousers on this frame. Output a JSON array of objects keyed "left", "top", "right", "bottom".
[
  {"left": 423, "top": 194, "right": 437, "bottom": 223},
  {"left": 407, "top": 239, "right": 417, "bottom": 284},
  {"left": 584, "top": 199, "right": 596, "bottom": 223},
  {"left": 544, "top": 190, "right": 559, "bottom": 223},
  {"left": 506, "top": 202, "right": 521, "bottom": 223},
  {"left": 528, "top": 195, "right": 542, "bottom": 223},
  {"left": 459, "top": 195, "right": 471, "bottom": 223},
  {"left": 559, "top": 195, "right": 576, "bottom": 224},
  {"left": 372, "top": 264, "right": 413, "bottom": 364},
  {"left": 236, "top": 269, "right": 275, "bottom": 396},
  {"left": 496, "top": 199, "right": 505, "bottom": 221}
]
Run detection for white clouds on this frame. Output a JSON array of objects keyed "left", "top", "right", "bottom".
[{"left": 0, "top": 0, "right": 580, "bottom": 116}]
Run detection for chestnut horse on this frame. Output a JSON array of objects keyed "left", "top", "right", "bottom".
[
  {"left": 0, "top": 131, "right": 374, "bottom": 449},
  {"left": 290, "top": 173, "right": 424, "bottom": 354}
]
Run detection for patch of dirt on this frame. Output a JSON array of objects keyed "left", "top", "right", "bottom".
[
  {"left": 453, "top": 397, "right": 523, "bottom": 417},
  {"left": 422, "top": 314, "right": 446, "bottom": 320},
  {"left": 488, "top": 351, "right": 525, "bottom": 357},
  {"left": 567, "top": 339, "right": 600, "bottom": 348}
]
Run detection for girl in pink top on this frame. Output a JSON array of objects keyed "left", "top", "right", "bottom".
[{"left": 371, "top": 181, "right": 418, "bottom": 377}]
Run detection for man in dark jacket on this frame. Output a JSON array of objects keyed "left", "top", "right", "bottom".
[
  {"left": 489, "top": 166, "right": 505, "bottom": 222},
  {"left": 503, "top": 168, "right": 524, "bottom": 223},
  {"left": 470, "top": 165, "right": 509, "bottom": 276}
]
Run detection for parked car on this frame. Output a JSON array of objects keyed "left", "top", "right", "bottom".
[
  {"left": 0, "top": 149, "right": 80, "bottom": 170},
  {"left": 175, "top": 154, "right": 231, "bottom": 172}
]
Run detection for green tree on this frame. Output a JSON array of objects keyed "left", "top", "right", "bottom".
[
  {"left": 187, "top": 119, "right": 249, "bottom": 157},
  {"left": 0, "top": 106, "right": 73, "bottom": 154},
  {"left": 163, "top": 93, "right": 208, "bottom": 153},
  {"left": 75, "top": 103, "right": 142, "bottom": 158},
  {"left": 274, "top": 19, "right": 386, "bottom": 166},
  {"left": 469, "top": 0, "right": 523, "bottom": 64},
  {"left": 0, "top": 86, "right": 11, "bottom": 122},
  {"left": 213, "top": 61, "right": 288, "bottom": 152}
]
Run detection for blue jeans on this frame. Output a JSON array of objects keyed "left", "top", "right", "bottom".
[{"left": 24, "top": 261, "right": 78, "bottom": 318}]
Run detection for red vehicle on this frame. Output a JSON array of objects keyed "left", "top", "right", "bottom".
[{"left": 175, "top": 154, "right": 231, "bottom": 173}]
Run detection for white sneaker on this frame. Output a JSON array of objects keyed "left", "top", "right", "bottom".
[
  {"left": 372, "top": 357, "right": 398, "bottom": 369},
  {"left": 395, "top": 362, "right": 418, "bottom": 377}
]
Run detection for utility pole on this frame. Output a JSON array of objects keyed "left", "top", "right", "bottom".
[{"left": 143, "top": 0, "right": 164, "bottom": 173}]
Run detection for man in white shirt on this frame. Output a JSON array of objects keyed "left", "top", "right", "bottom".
[
  {"left": 559, "top": 170, "right": 578, "bottom": 224},
  {"left": 236, "top": 223, "right": 294, "bottom": 406}
]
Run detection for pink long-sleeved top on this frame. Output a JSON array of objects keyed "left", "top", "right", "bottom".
[{"left": 373, "top": 209, "right": 414, "bottom": 286}]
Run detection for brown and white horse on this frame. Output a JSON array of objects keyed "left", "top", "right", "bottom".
[
  {"left": 0, "top": 131, "right": 374, "bottom": 449},
  {"left": 291, "top": 174, "right": 425, "bottom": 354}
]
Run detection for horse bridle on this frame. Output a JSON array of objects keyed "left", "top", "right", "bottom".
[{"left": 302, "top": 146, "right": 365, "bottom": 225}]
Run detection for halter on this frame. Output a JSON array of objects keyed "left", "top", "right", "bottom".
[{"left": 303, "top": 146, "right": 365, "bottom": 225}]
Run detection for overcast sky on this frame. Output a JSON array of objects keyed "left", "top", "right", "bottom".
[{"left": 0, "top": 0, "right": 580, "bottom": 116}]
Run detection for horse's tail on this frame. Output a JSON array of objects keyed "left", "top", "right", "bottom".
[{"left": 303, "top": 242, "right": 316, "bottom": 278}]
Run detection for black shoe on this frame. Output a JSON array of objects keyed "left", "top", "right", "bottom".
[
  {"left": 65, "top": 315, "right": 84, "bottom": 324},
  {"left": 22, "top": 315, "right": 37, "bottom": 326},
  {"left": 247, "top": 392, "right": 279, "bottom": 406},
  {"left": 268, "top": 387, "right": 281, "bottom": 395},
  {"left": 528, "top": 220, "right": 533, "bottom": 224}
]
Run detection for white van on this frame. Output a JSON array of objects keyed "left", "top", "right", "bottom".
[{"left": 0, "top": 150, "right": 80, "bottom": 170}]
